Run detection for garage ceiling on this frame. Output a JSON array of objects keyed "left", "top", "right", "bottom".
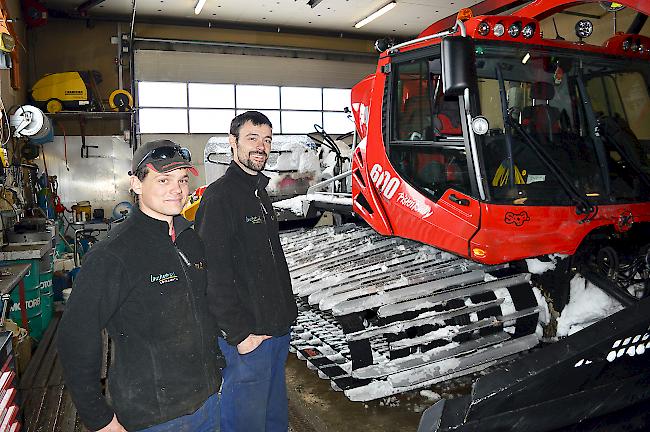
[{"left": 39, "top": 0, "right": 486, "bottom": 37}]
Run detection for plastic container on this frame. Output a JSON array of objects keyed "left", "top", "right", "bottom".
[{"left": 72, "top": 201, "right": 92, "bottom": 223}]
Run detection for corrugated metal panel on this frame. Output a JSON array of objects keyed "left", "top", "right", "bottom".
[{"left": 37, "top": 136, "right": 133, "bottom": 214}]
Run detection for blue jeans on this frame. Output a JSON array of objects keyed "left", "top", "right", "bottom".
[
  {"left": 218, "top": 333, "right": 290, "bottom": 432},
  {"left": 136, "top": 392, "right": 220, "bottom": 432}
]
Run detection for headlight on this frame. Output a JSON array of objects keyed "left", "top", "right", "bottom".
[
  {"left": 493, "top": 23, "right": 505, "bottom": 37},
  {"left": 575, "top": 19, "right": 593, "bottom": 39},
  {"left": 477, "top": 21, "right": 490, "bottom": 36},
  {"left": 522, "top": 22, "right": 536, "bottom": 39},
  {"left": 622, "top": 38, "right": 631, "bottom": 51},
  {"left": 508, "top": 21, "right": 522, "bottom": 38},
  {"left": 471, "top": 116, "right": 489, "bottom": 135}
]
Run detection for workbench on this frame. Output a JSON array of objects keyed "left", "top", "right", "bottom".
[{"left": 0, "top": 263, "right": 33, "bottom": 331}]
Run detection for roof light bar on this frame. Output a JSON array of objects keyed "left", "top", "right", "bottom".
[{"left": 355, "top": 1, "right": 397, "bottom": 29}]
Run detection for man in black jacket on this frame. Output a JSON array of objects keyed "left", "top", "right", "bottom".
[
  {"left": 196, "top": 111, "right": 298, "bottom": 432},
  {"left": 58, "top": 139, "right": 224, "bottom": 432}
]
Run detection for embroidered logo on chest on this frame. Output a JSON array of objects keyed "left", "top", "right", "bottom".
[
  {"left": 245, "top": 215, "right": 263, "bottom": 224},
  {"left": 150, "top": 272, "right": 179, "bottom": 285}
]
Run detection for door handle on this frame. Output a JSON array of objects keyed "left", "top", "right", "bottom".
[{"left": 449, "top": 194, "right": 470, "bottom": 206}]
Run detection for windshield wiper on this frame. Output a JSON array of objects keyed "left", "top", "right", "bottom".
[
  {"left": 494, "top": 65, "right": 595, "bottom": 221},
  {"left": 575, "top": 69, "right": 650, "bottom": 198},
  {"left": 505, "top": 116, "right": 596, "bottom": 221}
]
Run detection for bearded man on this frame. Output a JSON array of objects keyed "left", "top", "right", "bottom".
[{"left": 195, "top": 111, "right": 297, "bottom": 432}]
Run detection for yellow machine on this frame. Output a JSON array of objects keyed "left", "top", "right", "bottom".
[{"left": 30, "top": 71, "right": 103, "bottom": 113}]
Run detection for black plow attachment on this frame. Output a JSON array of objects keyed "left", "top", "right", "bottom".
[{"left": 418, "top": 296, "right": 650, "bottom": 432}]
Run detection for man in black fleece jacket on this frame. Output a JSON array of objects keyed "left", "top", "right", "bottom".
[
  {"left": 195, "top": 111, "right": 298, "bottom": 432},
  {"left": 58, "top": 139, "right": 224, "bottom": 432}
]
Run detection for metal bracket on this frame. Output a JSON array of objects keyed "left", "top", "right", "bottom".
[{"left": 79, "top": 116, "right": 98, "bottom": 158}]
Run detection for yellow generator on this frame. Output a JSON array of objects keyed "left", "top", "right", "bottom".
[{"left": 30, "top": 71, "right": 103, "bottom": 113}]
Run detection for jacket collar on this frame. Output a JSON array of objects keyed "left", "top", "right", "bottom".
[
  {"left": 131, "top": 206, "right": 193, "bottom": 239},
  {"left": 227, "top": 161, "right": 270, "bottom": 191}
]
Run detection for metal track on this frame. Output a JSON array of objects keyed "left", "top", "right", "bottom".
[{"left": 283, "top": 225, "right": 545, "bottom": 401}]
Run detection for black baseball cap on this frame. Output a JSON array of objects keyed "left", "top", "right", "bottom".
[{"left": 130, "top": 139, "right": 198, "bottom": 176}]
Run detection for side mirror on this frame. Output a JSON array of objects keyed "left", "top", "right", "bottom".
[{"left": 441, "top": 36, "right": 477, "bottom": 96}]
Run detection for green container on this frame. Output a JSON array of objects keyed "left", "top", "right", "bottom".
[
  {"left": 39, "top": 251, "right": 54, "bottom": 273},
  {"left": 39, "top": 270, "right": 54, "bottom": 331},
  {"left": 9, "top": 259, "right": 43, "bottom": 341}
]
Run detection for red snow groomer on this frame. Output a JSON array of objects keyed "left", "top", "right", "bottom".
[{"left": 343, "top": 0, "right": 650, "bottom": 429}]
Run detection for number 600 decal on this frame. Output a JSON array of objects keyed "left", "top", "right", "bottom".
[{"left": 370, "top": 164, "right": 400, "bottom": 199}]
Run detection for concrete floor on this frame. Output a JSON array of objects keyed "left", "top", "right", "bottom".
[{"left": 285, "top": 356, "right": 474, "bottom": 432}]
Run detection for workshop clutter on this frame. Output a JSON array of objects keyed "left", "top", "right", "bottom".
[
  {"left": 71, "top": 201, "right": 91, "bottom": 223},
  {"left": 2, "top": 319, "right": 31, "bottom": 376}
]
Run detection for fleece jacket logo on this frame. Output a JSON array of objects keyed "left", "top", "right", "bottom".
[
  {"left": 150, "top": 272, "right": 179, "bottom": 285},
  {"left": 246, "top": 215, "right": 263, "bottom": 224}
]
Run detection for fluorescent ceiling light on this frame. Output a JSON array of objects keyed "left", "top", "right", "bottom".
[
  {"left": 195, "top": 0, "right": 207, "bottom": 15},
  {"left": 354, "top": 1, "right": 396, "bottom": 29}
]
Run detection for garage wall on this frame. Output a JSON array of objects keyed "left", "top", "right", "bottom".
[
  {"left": 136, "top": 50, "right": 376, "bottom": 188},
  {"left": 29, "top": 18, "right": 376, "bottom": 104},
  {"left": 27, "top": 18, "right": 376, "bottom": 205},
  {"left": 36, "top": 136, "right": 133, "bottom": 216}
]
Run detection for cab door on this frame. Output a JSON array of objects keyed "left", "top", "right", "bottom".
[{"left": 364, "top": 52, "right": 481, "bottom": 258}]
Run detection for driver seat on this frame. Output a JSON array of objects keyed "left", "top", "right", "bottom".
[{"left": 521, "top": 82, "right": 561, "bottom": 141}]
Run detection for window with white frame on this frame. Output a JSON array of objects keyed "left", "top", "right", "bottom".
[{"left": 137, "top": 82, "right": 352, "bottom": 134}]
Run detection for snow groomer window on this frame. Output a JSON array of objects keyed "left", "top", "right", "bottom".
[{"left": 389, "top": 58, "right": 471, "bottom": 201}]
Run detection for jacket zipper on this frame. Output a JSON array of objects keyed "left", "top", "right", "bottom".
[
  {"left": 173, "top": 239, "right": 212, "bottom": 388},
  {"left": 255, "top": 188, "right": 277, "bottom": 265},
  {"left": 256, "top": 187, "right": 292, "bottom": 319}
]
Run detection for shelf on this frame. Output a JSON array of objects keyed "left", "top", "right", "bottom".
[{"left": 46, "top": 111, "right": 132, "bottom": 120}]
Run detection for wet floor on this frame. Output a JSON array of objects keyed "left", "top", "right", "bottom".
[{"left": 285, "top": 355, "right": 475, "bottom": 432}]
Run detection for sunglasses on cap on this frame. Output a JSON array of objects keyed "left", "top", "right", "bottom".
[{"left": 132, "top": 146, "right": 192, "bottom": 174}]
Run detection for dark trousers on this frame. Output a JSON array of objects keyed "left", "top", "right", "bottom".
[{"left": 218, "top": 333, "right": 290, "bottom": 432}]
